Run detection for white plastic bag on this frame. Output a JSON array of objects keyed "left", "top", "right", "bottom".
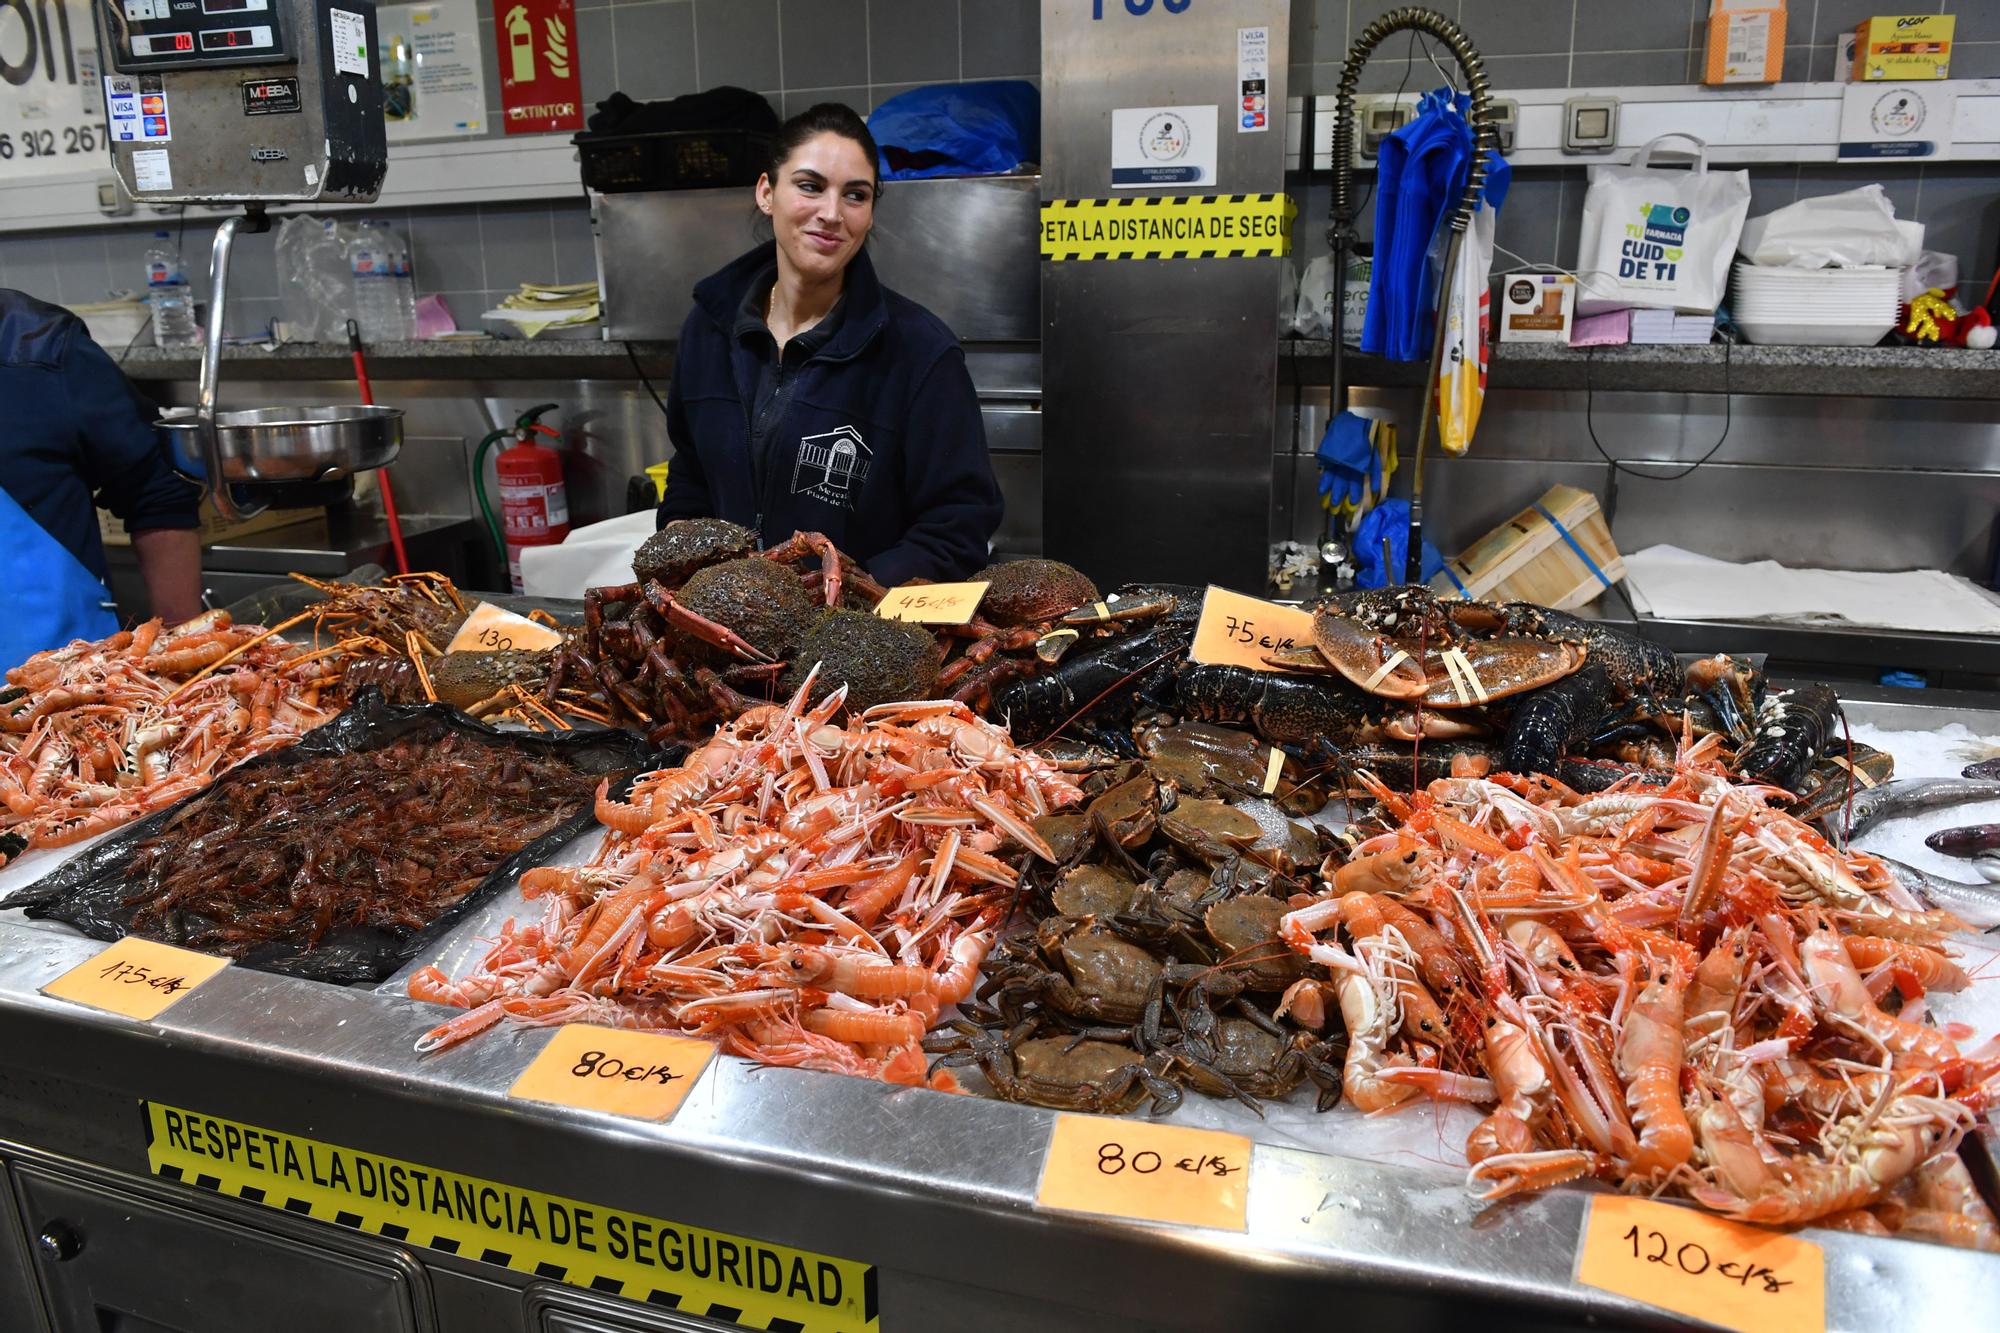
[
  {"left": 1291, "top": 254, "right": 1333, "bottom": 337},
  {"left": 1574, "top": 134, "right": 1751, "bottom": 314},
  {"left": 1737, "top": 184, "right": 1923, "bottom": 268},
  {"left": 1436, "top": 206, "right": 1493, "bottom": 457},
  {"left": 275, "top": 215, "right": 359, "bottom": 342}
]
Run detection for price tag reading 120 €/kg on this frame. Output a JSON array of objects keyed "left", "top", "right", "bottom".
[
  {"left": 42, "top": 937, "right": 230, "bottom": 1021},
  {"left": 874, "top": 580, "right": 989, "bottom": 625},
  {"left": 1189, "top": 586, "right": 1316, "bottom": 673},
  {"left": 1575, "top": 1195, "right": 1824, "bottom": 1333},
  {"left": 446, "top": 601, "right": 565, "bottom": 654},
  {"left": 507, "top": 1024, "right": 716, "bottom": 1122},
  {"left": 1037, "top": 1115, "right": 1250, "bottom": 1231}
]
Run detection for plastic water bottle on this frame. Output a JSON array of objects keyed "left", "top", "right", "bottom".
[
  {"left": 145, "top": 231, "right": 199, "bottom": 346},
  {"left": 388, "top": 226, "right": 418, "bottom": 339},
  {"left": 349, "top": 220, "right": 400, "bottom": 343}
]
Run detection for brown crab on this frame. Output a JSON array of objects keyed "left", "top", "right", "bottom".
[
  {"left": 925, "top": 1018, "right": 1183, "bottom": 1114},
  {"left": 1295, "top": 585, "right": 1588, "bottom": 709}
]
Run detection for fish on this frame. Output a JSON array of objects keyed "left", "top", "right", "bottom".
[
  {"left": 1964, "top": 758, "right": 2000, "bottom": 781},
  {"left": 1924, "top": 824, "right": 2000, "bottom": 859},
  {"left": 1843, "top": 778, "right": 2000, "bottom": 839},
  {"left": 1881, "top": 858, "right": 2000, "bottom": 928}
]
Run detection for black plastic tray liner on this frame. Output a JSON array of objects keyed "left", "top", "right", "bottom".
[{"left": 2, "top": 689, "right": 670, "bottom": 985}]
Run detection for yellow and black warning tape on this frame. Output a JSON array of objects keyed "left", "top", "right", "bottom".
[
  {"left": 142, "top": 1101, "right": 876, "bottom": 1333},
  {"left": 1041, "top": 193, "right": 1296, "bottom": 261}
]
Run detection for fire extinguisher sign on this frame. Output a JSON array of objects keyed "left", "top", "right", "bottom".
[{"left": 495, "top": 0, "right": 581, "bottom": 135}]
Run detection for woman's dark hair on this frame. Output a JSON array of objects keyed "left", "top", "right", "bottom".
[{"left": 764, "top": 102, "right": 882, "bottom": 194}]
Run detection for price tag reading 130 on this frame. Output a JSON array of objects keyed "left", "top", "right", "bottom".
[
  {"left": 42, "top": 937, "right": 230, "bottom": 1021},
  {"left": 445, "top": 601, "right": 565, "bottom": 654},
  {"left": 1575, "top": 1195, "right": 1824, "bottom": 1333},
  {"left": 1188, "top": 586, "right": 1316, "bottom": 673},
  {"left": 1036, "top": 1115, "right": 1250, "bottom": 1231},
  {"left": 507, "top": 1024, "right": 716, "bottom": 1122},
  {"left": 874, "top": 581, "right": 990, "bottom": 625}
]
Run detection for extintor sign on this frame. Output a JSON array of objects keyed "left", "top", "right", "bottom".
[{"left": 494, "top": 0, "right": 580, "bottom": 134}]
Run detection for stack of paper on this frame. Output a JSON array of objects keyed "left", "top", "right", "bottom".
[
  {"left": 1628, "top": 310, "right": 1715, "bottom": 344},
  {"left": 1624, "top": 544, "right": 2000, "bottom": 636},
  {"left": 484, "top": 281, "right": 601, "bottom": 339}
]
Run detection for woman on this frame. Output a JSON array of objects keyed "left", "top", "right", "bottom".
[{"left": 656, "top": 104, "right": 1003, "bottom": 586}]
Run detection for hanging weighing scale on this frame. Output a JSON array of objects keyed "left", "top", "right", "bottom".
[{"left": 93, "top": 0, "right": 400, "bottom": 519}]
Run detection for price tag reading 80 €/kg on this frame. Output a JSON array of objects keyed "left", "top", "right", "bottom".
[
  {"left": 446, "top": 601, "right": 565, "bottom": 654},
  {"left": 1036, "top": 1115, "right": 1250, "bottom": 1232},
  {"left": 1575, "top": 1195, "right": 1825, "bottom": 1333},
  {"left": 42, "top": 937, "right": 230, "bottom": 1022},
  {"left": 1188, "top": 586, "right": 1316, "bottom": 673},
  {"left": 874, "top": 580, "right": 990, "bottom": 625},
  {"left": 507, "top": 1024, "right": 717, "bottom": 1122}
]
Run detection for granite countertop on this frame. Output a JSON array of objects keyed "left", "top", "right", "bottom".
[
  {"left": 116, "top": 335, "right": 2000, "bottom": 399},
  {"left": 1281, "top": 339, "right": 2000, "bottom": 398}
]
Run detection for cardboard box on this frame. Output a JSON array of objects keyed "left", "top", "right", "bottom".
[
  {"left": 1704, "top": 0, "right": 1786, "bottom": 86},
  {"left": 1430, "top": 485, "right": 1626, "bottom": 612},
  {"left": 1854, "top": 15, "right": 1954, "bottom": 81},
  {"left": 1499, "top": 273, "right": 1576, "bottom": 344},
  {"left": 97, "top": 498, "right": 320, "bottom": 549}
]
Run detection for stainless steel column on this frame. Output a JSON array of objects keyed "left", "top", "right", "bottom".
[{"left": 1040, "top": 0, "right": 1288, "bottom": 589}]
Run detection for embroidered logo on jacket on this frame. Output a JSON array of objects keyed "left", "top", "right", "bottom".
[{"left": 792, "top": 426, "right": 872, "bottom": 510}]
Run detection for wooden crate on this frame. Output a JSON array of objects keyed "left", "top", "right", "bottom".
[{"left": 1429, "top": 484, "right": 1625, "bottom": 610}]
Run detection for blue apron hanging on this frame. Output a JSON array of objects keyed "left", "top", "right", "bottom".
[{"left": 0, "top": 486, "right": 119, "bottom": 668}]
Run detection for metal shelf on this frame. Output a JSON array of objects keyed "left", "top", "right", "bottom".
[{"left": 1282, "top": 340, "right": 2000, "bottom": 400}]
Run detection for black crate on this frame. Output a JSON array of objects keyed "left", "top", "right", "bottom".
[{"left": 575, "top": 128, "right": 775, "bottom": 194}]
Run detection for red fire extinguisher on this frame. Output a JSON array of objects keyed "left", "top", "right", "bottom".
[{"left": 476, "top": 403, "right": 569, "bottom": 592}]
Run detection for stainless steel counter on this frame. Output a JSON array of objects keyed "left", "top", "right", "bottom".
[{"left": 2, "top": 698, "right": 1997, "bottom": 1331}]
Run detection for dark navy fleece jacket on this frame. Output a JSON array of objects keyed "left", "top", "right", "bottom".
[
  {"left": 0, "top": 289, "right": 198, "bottom": 582},
  {"left": 656, "top": 243, "right": 1002, "bottom": 586}
]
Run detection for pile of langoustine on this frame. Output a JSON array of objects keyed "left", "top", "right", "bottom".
[
  {"left": 1276, "top": 736, "right": 2000, "bottom": 1248},
  {"left": 1, "top": 611, "right": 336, "bottom": 865},
  {"left": 407, "top": 673, "right": 1082, "bottom": 1085}
]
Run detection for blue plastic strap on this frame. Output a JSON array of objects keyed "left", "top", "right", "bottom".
[
  {"left": 1439, "top": 563, "right": 1470, "bottom": 597},
  {"left": 1532, "top": 501, "right": 1613, "bottom": 591}
]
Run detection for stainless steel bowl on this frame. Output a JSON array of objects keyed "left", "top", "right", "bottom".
[{"left": 161, "top": 404, "right": 404, "bottom": 483}]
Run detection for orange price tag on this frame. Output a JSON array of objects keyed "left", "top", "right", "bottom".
[
  {"left": 1036, "top": 1115, "right": 1250, "bottom": 1231},
  {"left": 1575, "top": 1195, "right": 1824, "bottom": 1333},
  {"left": 42, "top": 937, "right": 230, "bottom": 1021},
  {"left": 874, "top": 580, "right": 990, "bottom": 625},
  {"left": 446, "top": 601, "right": 564, "bottom": 654},
  {"left": 1188, "top": 586, "right": 1316, "bottom": 672},
  {"left": 507, "top": 1025, "right": 715, "bottom": 1122}
]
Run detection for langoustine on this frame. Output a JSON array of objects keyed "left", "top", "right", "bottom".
[
  {"left": 411, "top": 673, "right": 1082, "bottom": 1089},
  {"left": 1280, "top": 744, "right": 2000, "bottom": 1248}
]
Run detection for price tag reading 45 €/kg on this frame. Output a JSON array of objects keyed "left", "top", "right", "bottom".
[
  {"left": 1575, "top": 1195, "right": 1824, "bottom": 1333},
  {"left": 1037, "top": 1115, "right": 1250, "bottom": 1231},
  {"left": 507, "top": 1024, "right": 716, "bottom": 1122},
  {"left": 42, "top": 937, "right": 231, "bottom": 1022},
  {"left": 875, "top": 580, "right": 990, "bottom": 625},
  {"left": 446, "top": 601, "right": 565, "bottom": 654},
  {"left": 1189, "top": 586, "right": 1316, "bottom": 673}
]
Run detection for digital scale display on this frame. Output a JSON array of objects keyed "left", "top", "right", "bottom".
[{"left": 106, "top": 0, "right": 288, "bottom": 70}]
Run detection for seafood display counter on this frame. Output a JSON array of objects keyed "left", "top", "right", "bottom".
[{"left": 0, "top": 691, "right": 1997, "bottom": 1332}]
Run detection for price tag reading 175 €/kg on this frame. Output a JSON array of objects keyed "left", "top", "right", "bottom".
[
  {"left": 1189, "top": 586, "right": 1316, "bottom": 673},
  {"left": 42, "top": 937, "right": 231, "bottom": 1022},
  {"left": 874, "top": 580, "right": 990, "bottom": 625},
  {"left": 1037, "top": 1115, "right": 1250, "bottom": 1231},
  {"left": 507, "top": 1024, "right": 716, "bottom": 1122},
  {"left": 1575, "top": 1195, "right": 1824, "bottom": 1333},
  {"left": 446, "top": 601, "right": 565, "bottom": 654}
]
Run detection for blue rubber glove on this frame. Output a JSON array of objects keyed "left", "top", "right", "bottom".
[{"left": 1315, "top": 411, "right": 1375, "bottom": 514}]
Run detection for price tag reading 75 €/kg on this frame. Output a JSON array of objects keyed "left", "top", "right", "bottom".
[
  {"left": 1575, "top": 1195, "right": 1824, "bottom": 1333},
  {"left": 507, "top": 1024, "right": 717, "bottom": 1122},
  {"left": 874, "top": 580, "right": 990, "bottom": 625},
  {"left": 1189, "top": 586, "right": 1316, "bottom": 673},
  {"left": 42, "top": 937, "right": 231, "bottom": 1022},
  {"left": 446, "top": 601, "right": 565, "bottom": 654},
  {"left": 1036, "top": 1115, "right": 1250, "bottom": 1231}
]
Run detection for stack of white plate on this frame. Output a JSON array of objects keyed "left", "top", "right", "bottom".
[{"left": 1731, "top": 262, "right": 1902, "bottom": 346}]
